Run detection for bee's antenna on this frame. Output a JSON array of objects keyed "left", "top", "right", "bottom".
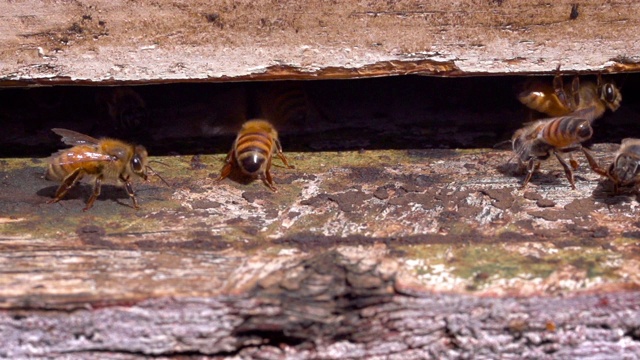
[
  {"left": 149, "top": 160, "right": 170, "bottom": 167},
  {"left": 146, "top": 165, "right": 171, "bottom": 187},
  {"left": 493, "top": 139, "right": 512, "bottom": 149}
]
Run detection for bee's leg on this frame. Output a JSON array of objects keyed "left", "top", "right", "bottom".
[
  {"left": 217, "top": 150, "right": 234, "bottom": 182},
  {"left": 570, "top": 75, "right": 580, "bottom": 110},
  {"left": 262, "top": 158, "right": 278, "bottom": 192},
  {"left": 553, "top": 65, "right": 570, "bottom": 110},
  {"left": 119, "top": 174, "right": 139, "bottom": 210},
  {"left": 275, "top": 139, "right": 294, "bottom": 169},
  {"left": 569, "top": 153, "right": 579, "bottom": 170},
  {"left": 84, "top": 175, "right": 103, "bottom": 211},
  {"left": 47, "top": 168, "right": 84, "bottom": 204},
  {"left": 553, "top": 65, "right": 579, "bottom": 111},
  {"left": 521, "top": 159, "right": 537, "bottom": 189},
  {"left": 553, "top": 151, "right": 576, "bottom": 189},
  {"left": 581, "top": 147, "right": 609, "bottom": 177},
  {"left": 597, "top": 73, "right": 603, "bottom": 90},
  {"left": 223, "top": 148, "right": 233, "bottom": 164}
]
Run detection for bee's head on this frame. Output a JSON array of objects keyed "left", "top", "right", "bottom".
[
  {"left": 130, "top": 145, "right": 149, "bottom": 180},
  {"left": 599, "top": 81, "right": 622, "bottom": 112}
]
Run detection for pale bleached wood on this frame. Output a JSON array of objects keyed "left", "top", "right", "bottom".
[{"left": 1, "top": 1, "right": 640, "bottom": 84}]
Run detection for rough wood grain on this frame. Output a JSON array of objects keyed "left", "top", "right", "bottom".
[
  {"left": 2, "top": 0, "right": 640, "bottom": 84},
  {"left": 2, "top": 249, "right": 639, "bottom": 358},
  {"left": 1, "top": 74, "right": 640, "bottom": 356},
  {"left": 1, "top": 145, "right": 640, "bottom": 357}
]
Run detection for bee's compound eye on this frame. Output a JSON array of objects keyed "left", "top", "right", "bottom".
[
  {"left": 605, "top": 84, "right": 615, "bottom": 102},
  {"left": 132, "top": 155, "right": 143, "bottom": 172}
]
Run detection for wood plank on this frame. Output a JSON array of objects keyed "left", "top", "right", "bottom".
[
  {"left": 2, "top": 0, "right": 640, "bottom": 83},
  {"left": 1, "top": 74, "right": 639, "bottom": 356},
  {"left": 1, "top": 146, "right": 640, "bottom": 356}
]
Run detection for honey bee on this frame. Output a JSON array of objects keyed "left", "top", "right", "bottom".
[
  {"left": 95, "top": 87, "right": 148, "bottom": 134},
  {"left": 217, "top": 119, "right": 293, "bottom": 191},
  {"left": 45, "top": 128, "right": 165, "bottom": 211},
  {"left": 511, "top": 111, "right": 599, "bottom": 189},
  {"left": 518, "top": 66, "right": 622, "bottom": 122},
  {"left": 253, "top": 81, "right": 328, "bottom": 130},
  {"left": 589, "top": 138, "right": 640, "bottom": 193}
]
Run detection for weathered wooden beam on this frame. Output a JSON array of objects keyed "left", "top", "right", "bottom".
[
  {"left": 1, "top": 146, "right": 639, "bottom": 357},
  {"left": 2, "top": 249, "right": 639, "bottom": 358},
  {"left": 2, "top": 0, "right": 640, "bottom": 84}
]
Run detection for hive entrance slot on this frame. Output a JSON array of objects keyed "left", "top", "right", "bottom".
[{"left": 0, "top": 74, "right": 636, "bottom": 158}]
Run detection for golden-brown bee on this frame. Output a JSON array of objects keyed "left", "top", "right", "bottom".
[
  {"left": 590, "top": 138, "right": 640, "bottom": 193},
  {"left": 95, "top": 87, "right": 148, "bottom": 133},
  {"left": 518, "top": 66, "right": 622, "bottom": 122},
  {"left": 511, "top": 112, "right": 599, "bottom": 189},
  {"left": 253, "top": 81, "right": 327, "bottom": 130},
  {"left": 46, "top": 128, "right": 161, "bottom": 211},
  {"left": 217, "top": 119, "right": 293, "bottom": 191}
]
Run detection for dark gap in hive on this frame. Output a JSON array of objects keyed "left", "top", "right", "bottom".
[{"left": 0, "top": 74, "right": 638, "bottom": 158}]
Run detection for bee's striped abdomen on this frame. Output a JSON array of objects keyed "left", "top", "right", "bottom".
[
  {"left": 45, "top": 145, "right": 103, "bottom": 181},
  {"left": 540, "top": 116, "right": 592, "bottom": 149},
  {"left": 235, "top": 132, "right": 274, "bottom": 176}
]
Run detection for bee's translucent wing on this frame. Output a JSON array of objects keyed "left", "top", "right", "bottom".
[
  {"left": 51, "top": 128, "right": 100, "bottom": 146},
  {"left": 49, "top": 149, "right": 113, "bottom": 165}
]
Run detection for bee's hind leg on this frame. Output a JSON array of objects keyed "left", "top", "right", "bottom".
[
  {"left": 48, "top": 168, "right": 84, "bottom": 204},
  {"left": 217, "top": 150, "right": 235, "bottom": 182},
  {"left": 520, "top": 159, "right": 537, "bottom": 189},
  {"left": 554, "top": 151, "right": 576, "bottom": 189},
  {"left": 119, "top": 175, "right": 139, "bottom": 210},
  {"left": 262, "top": 158, "right": 278, "bottom": 192},
  {"left": 84, "top": 175, "right": 103, "bottom": 211},
  {"left": 275, "top": 139, "right": 294, "bottom": 169}
]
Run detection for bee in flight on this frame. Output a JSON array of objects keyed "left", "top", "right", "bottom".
[
  {"left": 517, "top": 65, "right": 622, "bottom": 123},
  {"left": 252, "top": 81, "right": 329, "bottom": 131},
  {"left": 45, "top": 128, "right": 167, "bottom": 211},
  {"left": 589, "top": 138, "right": 640, "bottom": 193},
  {"left": 217, "top": 119, "right": 293, "bottom": 191},
  {"left": 95, "top": 87, "right": 148, "bottom": 135},
  {"left": 511, "top": 110, "right": 600, "bottom": 189}
]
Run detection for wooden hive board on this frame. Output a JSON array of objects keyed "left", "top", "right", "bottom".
[
  {"left": 1, "top": 0, "right": 640, "bottom": 84},
  {"left": 1, "top": 1, "right": 640, "bottom": 358}
]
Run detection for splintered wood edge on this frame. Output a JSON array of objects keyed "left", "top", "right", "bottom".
[{"left": 1, "top": 60, "right": 639, "bottom": 87}]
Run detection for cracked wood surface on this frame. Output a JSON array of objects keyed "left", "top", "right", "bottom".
[
  {"left": 2, "top": 0, "right": 640, "bottom": 84},
  {"left": 1, "top": 249, "right": 639, "bottom": 358},
  {"left": 1, "top": 146, "right": 640, "bottom": 358}
]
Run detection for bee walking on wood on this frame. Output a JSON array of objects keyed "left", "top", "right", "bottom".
[
  {"left": 518, "top": 65, "right": 622, "bottom": 123},
  {"left": 217, "top": 119, "right": 293, "bottom": 191},
  {"left": 589, "top": 138, "right": 640, "bottom": 193},
  {"left": 511, "top": 111, "right": 600, "bottom": 189},
  {"left": 46, "top": 128, "right": 167, "bottom": 211}
]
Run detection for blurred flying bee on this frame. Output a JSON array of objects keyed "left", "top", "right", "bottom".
[
  {"left": 217, "top": 119, "right": 293, "bottom": 191},
  {"left": 46, "top": 128, "right": 167, "bottom": 211},
  {"left": 589, "top": 138, "right": 640, "bottom": 193},
  {"left": 518, "top": 66, "right": 622, "bottom": 123},
  {"left": 95, "top": 87, "right": 148, "bottom": 134},
  {"left": 252, "top": 81, "right": 328, "bottom": 131},
  {"left": 511, "top": 110, "right": 599, "bottom": 189}
]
